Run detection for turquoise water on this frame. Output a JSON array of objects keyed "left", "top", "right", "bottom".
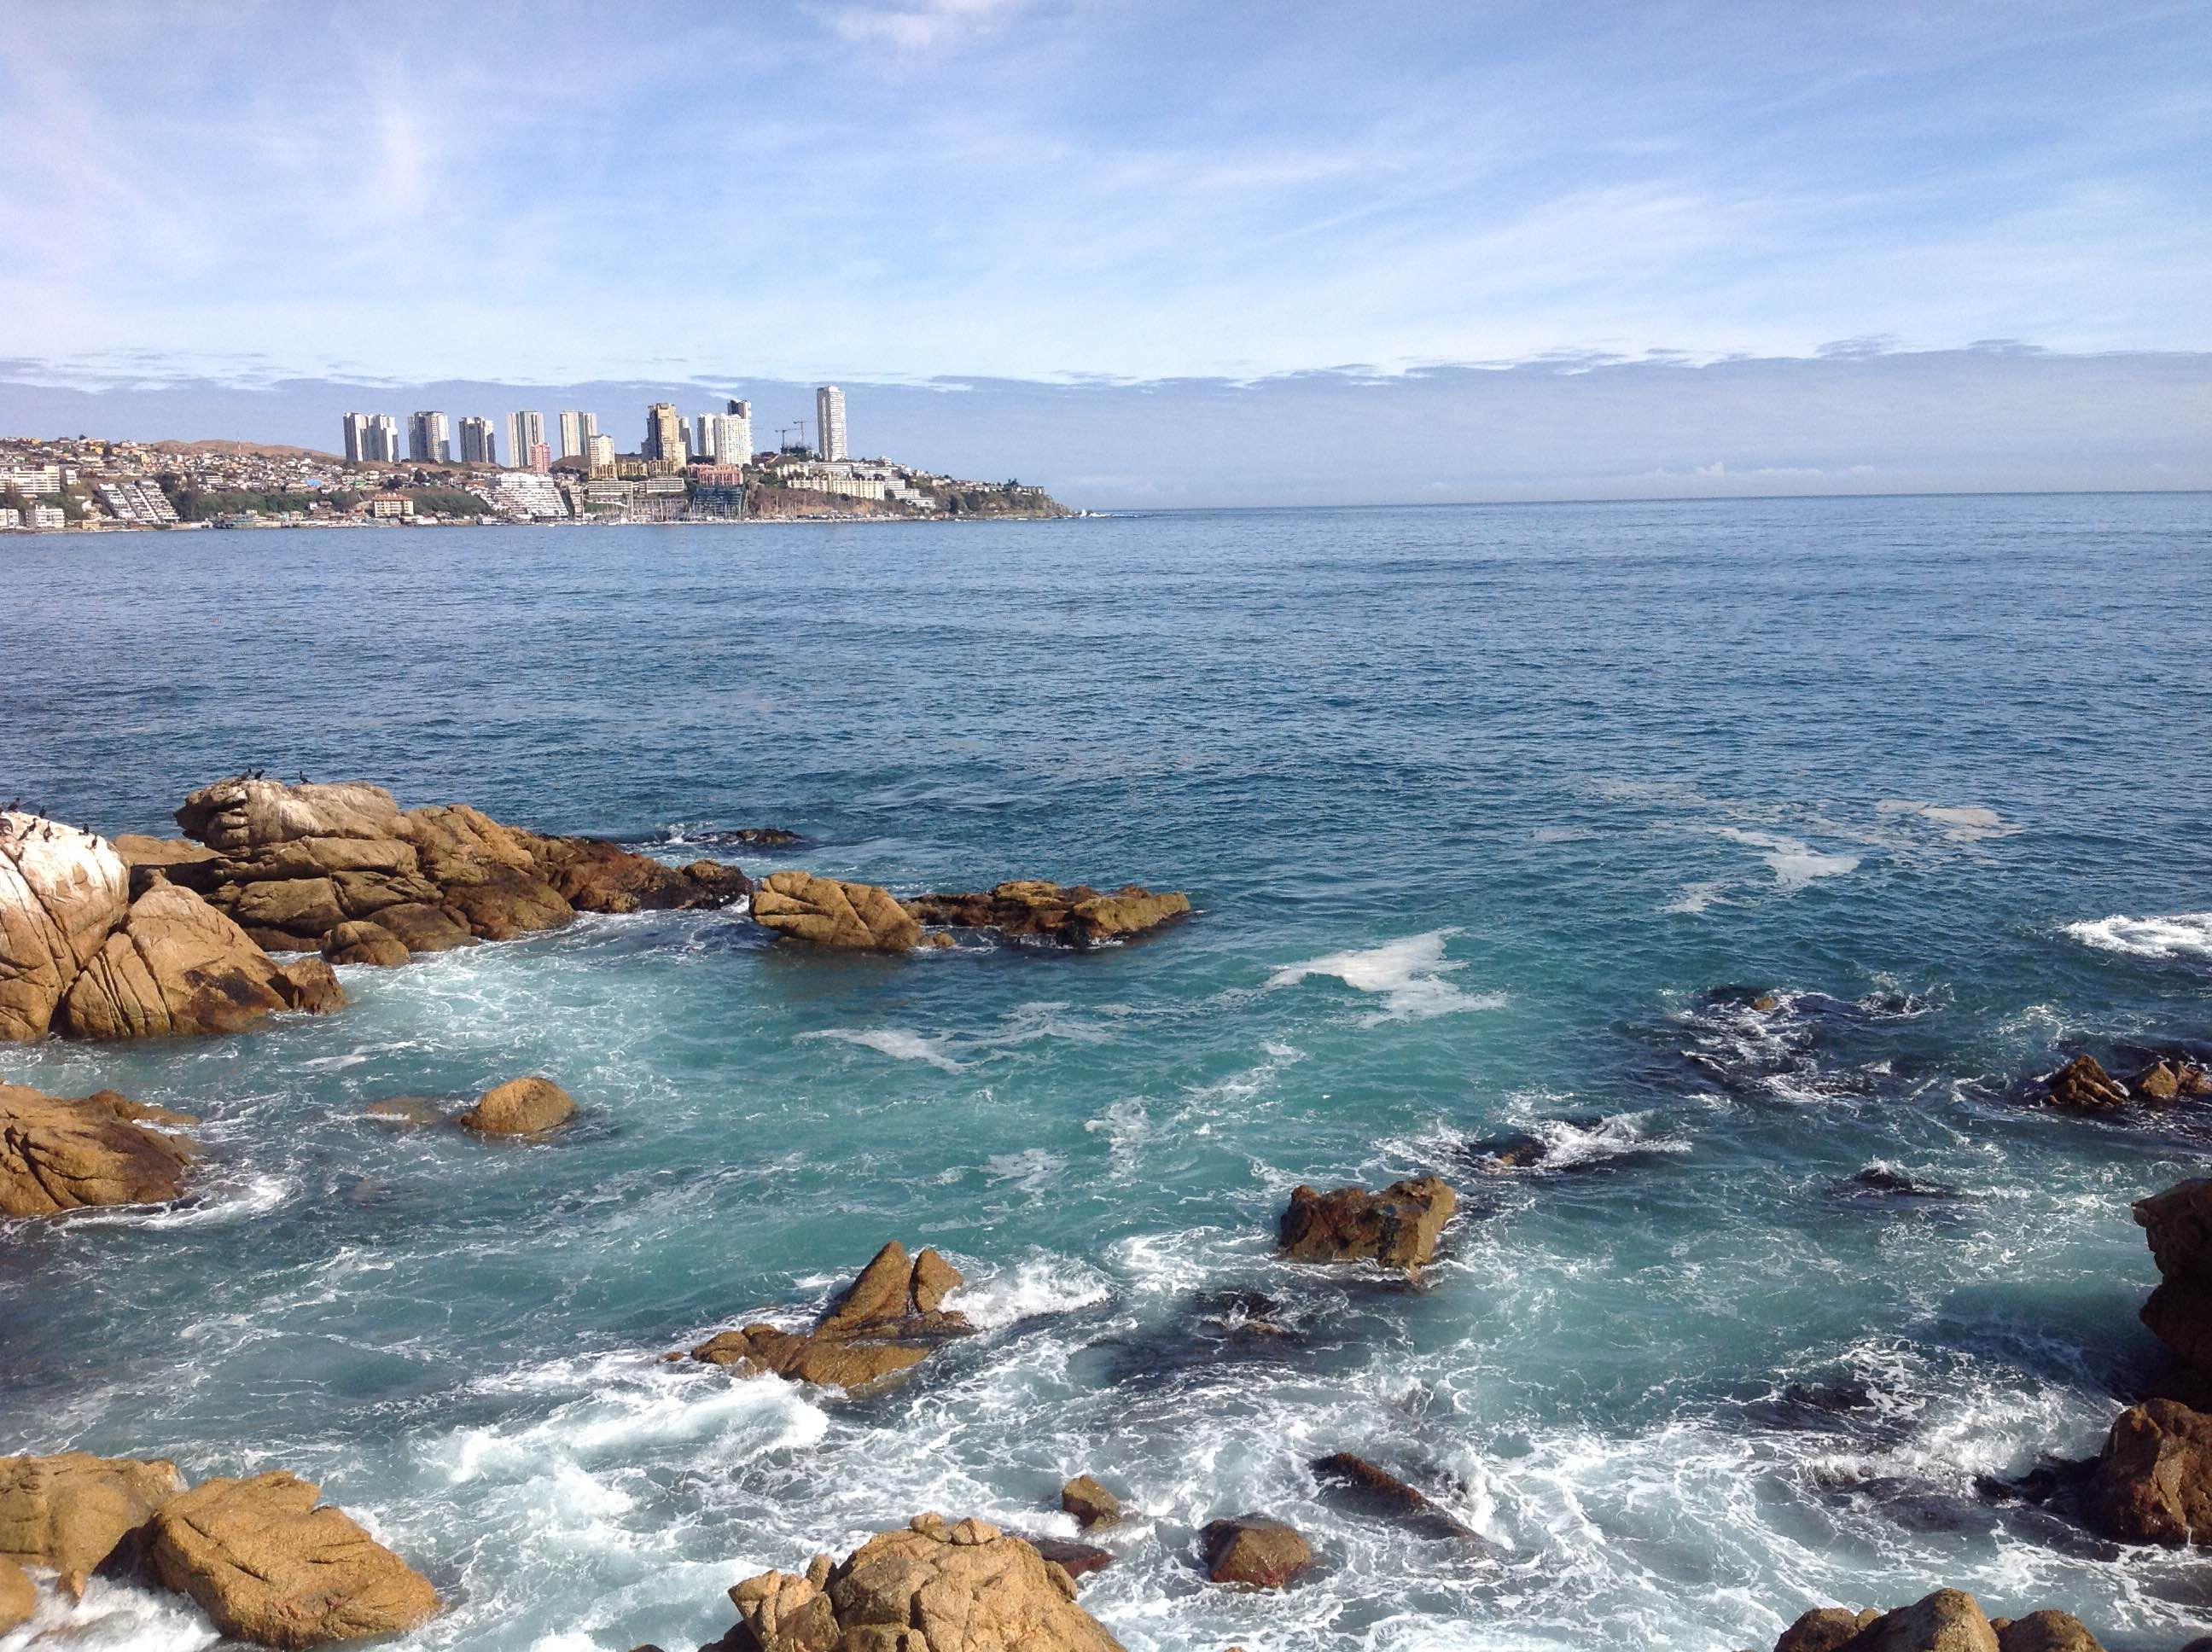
[{"left": 3, "top": 496, "right": 2210, "bottom": 1651}]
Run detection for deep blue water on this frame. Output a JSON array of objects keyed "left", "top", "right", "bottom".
[{"left": 3, "top": 496, "right": 2210, "bottom": 1651}]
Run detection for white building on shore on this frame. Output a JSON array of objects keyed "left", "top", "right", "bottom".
[{"left": 815, "top": 385, "right": 847, "bottom": 461}]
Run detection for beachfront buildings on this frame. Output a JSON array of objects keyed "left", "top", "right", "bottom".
[
  {"left": 341, "top": 412, "right": 402, "bottom": 464},
  {"left": 643, "top": 403, "right": 688, "bottom": 465},
  {"left": 557, "top": 410, "right": 597, "bottom": 460},
  {"left": 815, "top": 386, "right": 847, "bottom": 461},
  {"left": 504, "top": 411, "right": 546, "bottom": 470},
  {"left": 457, "top": 417, "right": 497, "bottom": 465},
  {"left": 693, "top": 404, "right": 750, "bottom": 464},
  {"left": 408, "top": 411, "right": 451, "bottom": 464}
]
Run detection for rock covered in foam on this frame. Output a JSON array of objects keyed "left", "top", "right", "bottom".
[
  {"left": 0, "top": 1451, "right": 186, "bottom": 1579},
  {"left": 144, "top": 1469, "right": 439, "bottom": 1648},
  {"left": 0, "top": 812, "right": 130, "bottom": 1040},
  {"left": 685, "top": 1240, "right": 974, "bottom": 1391},
  {"left": 902, "top": 880, "right": 1190, "bottom": 946},
  {"left": 1278, "top": 1176, "right": 1457, "bottom": 1273},
  {"left": 713, "top": 1514, "right": 1122, "bottom": 1652},
  {"left": 0, "top": 1085, "right": 198, "bottom": 1217}
]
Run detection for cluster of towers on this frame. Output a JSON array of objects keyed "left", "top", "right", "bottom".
[{"left": 342, "top": 393, "right": 847, "bottom": 470}]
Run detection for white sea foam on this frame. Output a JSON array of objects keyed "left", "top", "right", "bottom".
[
  {"left": 797, "top": 1027, "right": 965, "bottom": 1071},
  {"left": 941, "top": 1251, "right": 1114, "bottom": 1329},
  {"left": 1876, "top": 799, "right": 2017, "bottom": 843},
  {"left": 1664, "top": 880, "right": 1727, "bottom": 915},
  {"left": 1714, "top": 828, "right": 1860, "bottom": 890},
  {"left": 0, "top": 1573, "right": 218, "bottom": 1651},
  {"left": 2063, "top": 911, "right": 2212, "bottom": 962},
  {"left": 60, "top": 1170, "right": 295, "bottom": 1230},
  {"left": 1265, "top": 930, "right": 1505, "bottom": 1023}
]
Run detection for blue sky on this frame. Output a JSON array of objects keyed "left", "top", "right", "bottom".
[{"left": 3, "top": 0, "right": 2208, "bottom": 501}]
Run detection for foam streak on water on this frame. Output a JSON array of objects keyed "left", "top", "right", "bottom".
[{"left": 3, "top": 497, "right": 2209, "bottom": 1651}]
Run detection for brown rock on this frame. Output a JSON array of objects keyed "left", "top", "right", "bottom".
[
  {"left": 525, "top": 834, "right": 751, "bottom": 914},
  {"left": 320, "top": 921, "right": 410, "bottom": 969},
  {"left": 212, "top": 877, "right": 347, "bottom": 941},
  {"left": 1310, "top": 1451, "right": 1478, "bottom": 1539},
  {"left": 176, "top": 778, "right": 404, "bottom": 851},
  {"left": 2133, "top": 1180, "right": 2212, "bottom": 1375},
  {"left": 1777, "top": 1607, "right": 1878, "bottom": 1652},
  {"left": 437, "top": 866, "right": 573, "bottom": 942},
  {"left": 0, "top": 814, "right": 131, "bottom": 1041},
  {"left": 687, "top": 1241, "right": 975, "bottom": 1392},
  {"left": 144, "top": 1469, "right": 439, "bottom": 1648},
  {"left": 1197, "top": 1514, "right": 1313, "bottom": 1589},
  {"left": 363, "top": 902, "right": 475, "bottom": 953},
  {"left": 0, "top": 1554, "right": 31, "bottom": 1632},
  {"left": 112, "top": 833, "right": 223, "bottom": 895},
  {"left": 902, "top": 880, "right": 1191, "bottom": 947},
  {"left": 455, "top": 1076, "right": 574, "bottom": 1137},
  {"left": 2047, "top": 1054, "right": 2129, "bottom": 1110},
  {"left": 751, "top": 870, "right": 921, "bottom": 951},
  {"left": 1847, "top": 1590, "right": 1998, "bottom": 1652},
  {"left": 1020, "top": 1533, "right": 1114, "bottom": 1579},
  {"left": 1994, "top": 1610, "right": 2104, "bottom": 1652},
  {"left": 59, "top": 881, "right": 293, "bottom": 1039},
  {"left": 394, "top": 802, "right": 539, "bottom": 886},
  {"left": 276, "top": 957, "right": 346, "bottom": 1015},
  {"left": 0, "top": 1451, "right": 185, "bottom": 1575},
  {"left": 1278, "top": 1177, "right": 1457, "bottom": 1272},
  {"left": 1060, "top": 1474, "right": 1122, "bottom": 1529},
  {"left": 2082, "top": 1399, "right": 2212, "bottom": 1546},
  {"left": 718, "top": 1515, "right": 1122, "bottom": 1652},
  {"left": 0, "top": 1084, "right": 198, "bottom": 1216}
]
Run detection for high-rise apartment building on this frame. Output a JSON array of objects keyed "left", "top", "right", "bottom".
[
  {"left": 726, "top": 398, "right": 753, "bottom": 462},
  {"left": 815, "top": 385, "right": 847, "bottom": 461},
  {"left": 643, "top": 402, "right": 688, "bottom": 464},
  {"left": 585, "top": 433, "right": 616, "bottom": 476},
  {"left": 528, "top": 440, "right": 551, "bottom": 473},
  {"left": 342, "top": 411, "right": 401, "bottom": 463},
  {"left": 557, "top": 410, "right": 598, "bottom": 460},
  {"left": 408, "top": 410, "right": 451, "bottom": 464},
  {"left": 457, "top": 417, "right": 496, "bottom": 465},
  {"left": 504, "top": 411, "right": 546, "bottom": 470},
  {"left": 693, "top": 403, "right": 754, "bottom": 465}
]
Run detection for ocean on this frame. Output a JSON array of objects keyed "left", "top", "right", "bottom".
[{"left": 3, "top": 493, "right": 2210, "bottom": 1651}]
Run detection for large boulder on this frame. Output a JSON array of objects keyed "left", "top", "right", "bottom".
[
  {"left": 0, "top": 1555, "right": 30, "bottom": 1632},
  {"left": 687, "top": 1241, "right": 973, "bottom": 1391},
  {"left": 525, "top": 833, "right": 751, "bottom": 913},
  {"left": 1278, "top": 1177, "right": 1457, "bottom": 1273},
  {"left": 1196, "top": 1514, "right": 1313, "bottom": 1589},
  {"left": 0, "top": 1085, "right": 198, "bottom": 1217},
  {"left": 1993, "top": 1612, "right": 2104, "bottom": 1652},
  {"left": 1059, "top": 1475, "right": 1122, "bottom": 1529},
  {"left": 434, "top": 865, "right": 574, "bottom": 943},
  {"left": 0, "top": 813, "right": 130, "bottom": 1040},
  {"left": 902, "top": 881, "right": 1190, "bottom": 947},
  {"left": 714, "top": 1514, "right": 1121, "bottom": 1652},
  {"left": 1778, "top": 1608, "right": 1880, "bottom": 1652},
  {"left": 2081, "top": 1398, "right": 2212, "bottom": 1546},
  {"left": 175, "top": 778, "right": 402, "bottom": 851},
  {"left": 1847, "top": 1591, "right": 1998, "bottom": 1652},
  {"left": 363, "top": 902, "right": 474, "bottom": 954},
  {"left": 276, "top": 957, "right": 346, "bottom": 1015},
  {"left": 0, "top": 1451, "right": 185, "bottom": 1579},
  {"left": 751, "top": 870, "right": 921, "bottom": 951},
  {"left": 144, "top": 1469, "right": 439, "bottom": 1648},
  {"left": 1768, "top": 1596, "right": 2102, "bottom": 1652},
  {"left": 60, "top": 881, "right": 302, "bottom": 1038},
  {"left": 2133, "top": 1179, "right": 2212, "bottom": 1375},
  {"left": 455, "top": 1076, "right": 574, "bottom": 1137},
  {"left": 2046, "top": 1055, "right": 2130, "bottom": 1110},
  {"left": 320, "top": 921, "right": 410, "bottom": 969}
]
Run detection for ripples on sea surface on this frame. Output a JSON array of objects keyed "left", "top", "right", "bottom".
[{"left": 3, "top": 497, "right": 2211, "bottom": 1651}]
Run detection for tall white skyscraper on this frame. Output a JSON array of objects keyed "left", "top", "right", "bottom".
[
  {"left": 726, "top": 398, "right": 752, "bottom": 462},
  {"left": 815, "top": 385, "right": 847, "bottom": 461},
  {"left": 557, "top": 410, "right": 597, "bottom": 460},
  {"left": 692, "top": 402, "right": 754, "bottom": 465},
  {"left": 457, "top": 416, "right": 496, "bottom": 465},
  {"left": 504, "top": 411, "right": 546, "bottom": 470},
  {"left": 341, "top": 411, "right": 400, "bottom": 463},
  {"left": 408, "top": 410, "right": 451, "bottom": 464}
]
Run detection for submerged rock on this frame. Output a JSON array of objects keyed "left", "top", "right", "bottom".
[
  {"left": 145, "top": 1469, "right": 439, "bottom": 1648},
  {"left": 1059, "top": 1474, "right": 1122, "bottom": 1529},
  {"left": 455, "top": 1075, "right": 574, "bottom": 1137},
  {"left": 0, "top": 1451, "right": 185, "bottom": 1579},
  {"left": 1310, "top": 1451, "right": 1479, "bottom": 1539},
  {"left": 2133, "top": 1179, "right": 2212, "bottom": 1375},
  {"left": 1278, "top": 1177, "right": 1457, "bottom": 1273},
  {"left": 713, "top": 1514, "right": 1121, "bottom": 1652},
  {"left": 0, "top": 1085, "right": 198, "bottom": 1217},
  {"left": 749, "top": 870, "right": 922, "bottom": 951},
  {"left": 1019, "top": 1533, "right": 1115, "bottom": 1579},
  {"left": 902, "top": 881, "right": 1190, "bottom": 947},
  {"left": 1196, "top": 1514, "right": 1313, "bottom": 1589},
  {"left": 686, "top": 1241, "right": 975, "bottom": 1391},
  {"left": 2081, "top": 1398, "right": 2212, "bottom": 1546},
  {"left": 0, "top": 813, "right": 131, "bottom": 1040}
]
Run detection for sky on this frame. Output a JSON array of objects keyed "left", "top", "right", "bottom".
[{"left": 3, "top": 0, "right": 2208, "bottom": 505}]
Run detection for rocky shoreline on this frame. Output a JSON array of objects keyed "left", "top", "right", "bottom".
[{"left": 4, "top": 780, "right": 2211, "bottom": 1648}]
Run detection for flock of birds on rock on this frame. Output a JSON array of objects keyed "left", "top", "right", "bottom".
[{"left": 0, "top": 769, "right": 313, "bottom": 842}]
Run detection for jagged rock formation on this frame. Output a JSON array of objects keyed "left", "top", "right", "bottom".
[
  {"left": 1771, "top": 1589, "right": 2102, "bottom": 1652},
  {"left": 1278, "top": 1177, "right": 1457, "bottom": 1273},
  {"left": 2081, "top": 1398, "right": 2212, "bottom": 1546},
  {"left": 902, "top": 881, "right": 1190, "bottom": 947},
  {"left": 0, "top": 1085, "right": 198, "bottom": 1217},
  {"left": 2133, "top": 1178, "right": 2212, "bottom": 1374},
  {"left": 684, "top": 1241, "right": 974, "bottom": 1391},
  {"left": 111, "top": 777, "right": 749, "bottom": 967},
  {"left": 2046, "top": 1051, "right": 2210, "bottom": 1111},
  {"left": 0, "top": 1451, "right": 185, "bottom": 1583},
  {"left": 144, "top": 1470, "right": 440, "bottom": 1649},
  {"left": 750, "top": 870, "right": 923, "bottom": 951},
  {"left": 710, "top": 1515, "right": 1122, "bottom": 1652}
]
